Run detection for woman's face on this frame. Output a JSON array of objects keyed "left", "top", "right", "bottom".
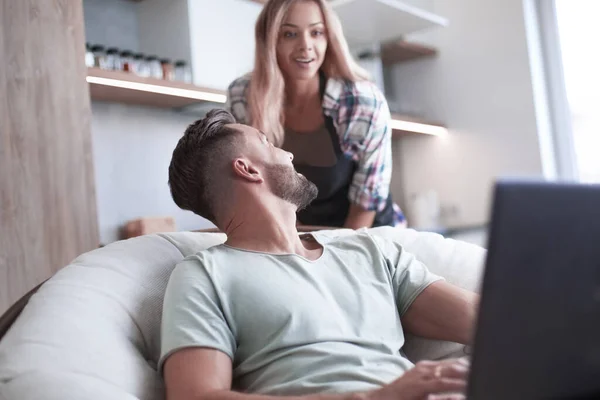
[{"left": 276, "top": 1, "right": 328, "bottom": 81}]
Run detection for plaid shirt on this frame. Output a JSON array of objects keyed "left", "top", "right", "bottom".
[{"left": 227, "top": 74, "right": 405, "bottom": 225}]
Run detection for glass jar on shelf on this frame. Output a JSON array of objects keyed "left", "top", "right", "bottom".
[
  {"left": 160, "top": 58, "right": 174, "bottom": 81},
  {"left": 105, "top": 47, "right": 120, "bottom": 71},
  {"left": 85, "top": 43, "right": 95, "bottom": 67},
  {"left": 174, "top": 60, "right": 192, "bottom": 84},
  {"left": 91, "top": 45, "right": 106, "bottom": 69},
  {"left": 146, "top": 55, "right": 163, "bottom": 79},
  {"left": 133, "top": 53, "right": 150, "bottom": 77},
  {"left": 119, "top": 50, "right": 133, "bottom": 72}
]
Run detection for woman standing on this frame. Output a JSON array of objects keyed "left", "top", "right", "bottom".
[{"left": 227, "top": 0, "right": 406, "bottom": 229}]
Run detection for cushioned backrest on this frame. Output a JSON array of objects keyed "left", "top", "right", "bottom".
[{"left": 0, "top": 228, "right": 485, "bottom": 400}]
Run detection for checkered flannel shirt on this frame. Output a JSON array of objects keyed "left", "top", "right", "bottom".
[{"left": 227, "top": 74, "right": 405, "bottom": 224}]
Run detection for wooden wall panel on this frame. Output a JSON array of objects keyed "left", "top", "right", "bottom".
[{"left": 0, "top": 0, "right": 99, "bottom": 313}]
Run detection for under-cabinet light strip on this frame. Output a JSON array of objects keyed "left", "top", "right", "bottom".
[
  {"left": 86, "top": 76, "right": 227, "bottom": 104},
  {"left": 87, "top": 75, "right": 446, "bottom": 136},
  {"left": 389, "top": 118, "right": 448, "bottom": 136}
]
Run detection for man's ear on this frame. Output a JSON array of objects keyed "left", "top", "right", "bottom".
[{"left": 232, "top": 158, "right": 264, "bottom": 183}]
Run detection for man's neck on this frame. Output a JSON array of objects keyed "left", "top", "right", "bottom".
[{"left": 222, "top": 199, "right": 321, "bottom": 260}]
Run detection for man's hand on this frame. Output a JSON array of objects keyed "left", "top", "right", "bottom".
[{"left": 369, "top": 358, "right": 470, "bottom": 400}]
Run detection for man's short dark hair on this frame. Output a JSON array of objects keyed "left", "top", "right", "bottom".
[{"left": 168, "top": 109, "right": 241, "bottom": 224}]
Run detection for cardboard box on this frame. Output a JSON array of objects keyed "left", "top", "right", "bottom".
[{"left": 123, "top": 216, "right": 176, "bottom": 239}]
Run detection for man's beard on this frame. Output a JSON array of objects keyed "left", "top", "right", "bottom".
[{"left": 264, "top": 164, "right": 318, "bottom": 210}]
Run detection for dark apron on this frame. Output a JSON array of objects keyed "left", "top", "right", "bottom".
[{"left": 293, "top": 73, "right": 394, "bottom": 228}]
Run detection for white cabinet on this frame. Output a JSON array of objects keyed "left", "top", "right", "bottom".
[
  {"left": 328, "top": 0, "right": 447, "bottom": 106},
  {"left": 188, "top": 0, "right": 261, "bottom": 90},
  {"left": 138, "top": 0, "right": 262, "bottom": 91},
  {"left": 137, "top": 0, "right": 192, "bottom": 67},
  {"left": 331, "top": 0, "right": 447, "bottom": 49}
]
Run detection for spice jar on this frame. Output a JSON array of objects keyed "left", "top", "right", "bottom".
[
  {"left": 91, "top": 45, "right": 106, "bottom": 69},
  {"left": 105, "top": 47, "right": 120, "bottom": 71},
  {"left": 146, "top": 55, "right": 163, "bottom": 79},
  {"left": 174, "top": 60, "right": 192, "bottom": 83},
  {"left": 133, "top": 53, "right": 150, "bottom": 77},
  {"left": 85, "top": 43, "right": 95, "bottom": 68},
  {"left": 119, "top": 50, "right": 133, "bottom": 72},
  {"left": 160, "top": 58, "right": 174, "bottom": 81}
]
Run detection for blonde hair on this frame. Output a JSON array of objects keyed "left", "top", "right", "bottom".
[{"left": 248, "top": 0, "right": 370, "bottom": 146}]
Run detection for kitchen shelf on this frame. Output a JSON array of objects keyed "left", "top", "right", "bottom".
[
  {"left": 330, "top": 0, "right": 448, "bottom": 47},
  {"left": 390, "top": 114, "right": 447, "bottom": 137},
  {"left": 86, "top": 69, "right": 445, "bottom": 137},
  {"left": 86, "top": 67, "right": 227, "bottom": 109},
  {"left": 381, "top": 40, "right": 437, "bottom": 65}
]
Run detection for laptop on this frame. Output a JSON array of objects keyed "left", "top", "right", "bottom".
[{"left": 467, "top": 181, "right": 600, "bottom": 400}]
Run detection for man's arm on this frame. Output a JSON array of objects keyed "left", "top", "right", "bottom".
[
  {"left": 164, "top": 347, "right": 468, "bottom": 400},
  {"left": 401, "top": 281, "right": 479, "bottom": 345},
  {"left": 164, "top": 348, "right": 361, "bottom": 400}
]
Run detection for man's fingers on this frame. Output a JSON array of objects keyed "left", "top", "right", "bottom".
[
  {"left": 415, "top": 360, "right": 437, "bottom": 368},
  {"left": 428, "top": 377, "right": 468, "bottom": 394},
  {"left": 456, "top": 357, "right": 470, "bottom": 367},
  {"left": 427, "top": 394, "right": 466, "bottom": 400},
  {"left": 425, "top": 358, "right": 470, "bottom": 381},
  {"left": 438, "top": 362, "right": 470, "bottom": 380},
  {"left": 439, "top": 357, "right": 469, "bottom": 368}
]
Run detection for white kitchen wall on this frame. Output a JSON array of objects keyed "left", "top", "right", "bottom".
[
  {"left": 387, "top": 0, "right": 545, "bottom": 229},
  {"left": 90, "top": 103, "right": 212, "bottom": 245},
  {"left": 187, "top": 0, "right": 262, "bottom": 90},
  {"left": 138, "top": 0, "right": 192, "bottom": 66},
  {"left": 83, "top": 0, "right": 139, "bottom": 51}
]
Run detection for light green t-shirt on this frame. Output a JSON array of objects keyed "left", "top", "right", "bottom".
[{"left": 159, "top": 232, "right": 442, "bottom": 395}]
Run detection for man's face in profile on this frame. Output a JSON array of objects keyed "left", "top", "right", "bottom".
[{"left": 234, "top": 124, "right": 318, "bottom": 210}]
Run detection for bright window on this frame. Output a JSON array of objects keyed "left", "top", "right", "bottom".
[{"left": 555, "top": 0, "right": 600, "bottom": 183}]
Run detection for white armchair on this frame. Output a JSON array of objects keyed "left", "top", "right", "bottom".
[{"left": 0, "top": 227, "right": 486, "bottom": 400}]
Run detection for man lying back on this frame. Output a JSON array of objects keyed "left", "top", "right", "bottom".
[{"left": 160, "top": 109, "right": 478, "bottom": 400}]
